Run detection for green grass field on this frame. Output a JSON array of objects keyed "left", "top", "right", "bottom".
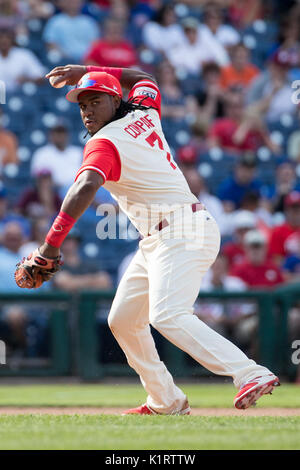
[{"left": 0, "top": 382, "right": 299, "bottom": 450}]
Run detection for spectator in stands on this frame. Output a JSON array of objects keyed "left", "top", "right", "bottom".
[
  {"left": 282, "top": 250, "right": 300, "bottom": 283},
  {"left": 22, "top": 0, "right": 55, "bottom": 21},
  {"left": 176, "top": 144, "right": 199, "bottom": 169},
  {"left": 167, "top": 16, "right": 229, "bottom": 75},
  {"left": 0, "top": 108, "right": 18, "bottom": 173},
  {"left": 0, "top": 186, "right": 30, "bottom": 242},
  {"left": 188, "top": 62, "right": 224, "bottom": 135},
  {"left": 0, "top": 305, "right": 28, "bottom": 358},
  {"left": 30, "top": 120, "right": 82, "bottom": 192},
  {"left": 180, "top": 163, "right": 227, "bottom": 236},
  {"left": 142, "top": 3, "right": 184, "bottom": 56},
  {"left": 239, "top": 190, "right": 274, "bottom": 233},
  {"left": 19, "top": 217, "right": 50, "bottom": 259},
  {"left": 263, "top": 162, "right": 300, "bottom": 213},
  {"left": 217, "top": 157, "right": 262, "bottom": 211},
  {"left": 0, "top": 303, "right": 50, "bottom": 359},
  {"left": 208, "top": 89, "right": 280, "bottom": 155},
  {"left": 219, "top": 43, "right": 259, "bottom": 91},
  {"left": 53, "top": 230, "right": 112, "bottom": 292},
  {"left": 246, "top": 49, "right": 297, "bottom": 123},
  {"left": 156, "top": 61, "right": 190, "bottom": 124},
  {"left": 43, "top": 0, "right": 99, "bottom": 62},
  {"left": 0, "top": 221, "right": 30, "bottom": 292},
  {"left": 201, "top": 253, "right": 247, "bottom": 293},
  {"left": 231, "top": 229, "right": 284, "bottom": 288},
  {"left": 201, "top": 2, "right": 240, "bottom": 50},
  {"left": 287, "top": 114, "right": 300, "bottom": 162},
  {"left": 271, "top": 16, "right": 300, "bottom": 68},
  {"left": 0, "top": 26, "right": 45, "bottom": 92},
  {"left": 84, "top": 16, "right": 138, "bottom": 68},
  {"left": 17, "top": 169, "right": 62, "bottom": 220},
  {"left": 222, "top": 210, "right": 256, "bottom": 269},
  {"left": 0, "top": 0, "right": 26, "bottom": 32},
  {"left": 269, "top": 191, "right": 300, "bottom": 264},
  {"left": 228, "top": 0, "right": 265, "bottom": 30}
]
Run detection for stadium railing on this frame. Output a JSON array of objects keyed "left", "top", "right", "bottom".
[
  {"left": 0, "top": 291, "right": 71, "bottom": 376},
  {"left": 0, "top": 285, "right": 298, "bottom": 380}
]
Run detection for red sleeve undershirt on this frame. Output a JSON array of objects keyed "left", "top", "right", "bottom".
[
  {"left": 75, "top": 138, "right": 121, "bottom": 183},
  {"left": 128, "top": 80, "right": 161, "bottom": 118}
]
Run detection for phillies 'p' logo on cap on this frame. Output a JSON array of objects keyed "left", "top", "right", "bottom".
[{"left": 66, "top": 72, "right": 123, "bottom": 103}]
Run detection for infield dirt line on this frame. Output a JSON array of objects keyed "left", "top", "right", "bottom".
[{"left": 0, "top": 407, "right": 299, "bottom": 416}]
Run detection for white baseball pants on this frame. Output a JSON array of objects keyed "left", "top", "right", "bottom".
[{"left": 108, "top": 209, "right": 273, "bottom": 414}]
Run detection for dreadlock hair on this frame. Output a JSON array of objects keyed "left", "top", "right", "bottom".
[
  {"left": 83, "top": 96, "right": 159, "bottom": 139},
  {"left": 110, "top": 95, "right": 159, "bottom": 123}
]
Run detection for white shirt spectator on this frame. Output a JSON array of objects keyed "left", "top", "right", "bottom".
[
  {"left": 201, "top": 270, "right": 247, "bottom": 292},
  {"left": 167, "top": 27, "right": 229, "bottom": 75},
  {"left": 142, "top": 22, "right": 185, "bottom": 55},
  {"left": 0, "top": 46, "right": 45, "bottom": 91},
  {"left": 265, "top": 85, "right": 296, "bottom": 122},
  {"left": 201, "top": 23, "right": 240, "bottom": 49},
  {"left": 43, "top": 12, "right": 99, "bottom": 61},
  {"left": 31, "top": 143, "right": 82, "bottom": 188}
]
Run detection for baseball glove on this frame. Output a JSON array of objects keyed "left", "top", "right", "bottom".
[{"left": 14, "top": 248, "right": 62, "bottom": 289}]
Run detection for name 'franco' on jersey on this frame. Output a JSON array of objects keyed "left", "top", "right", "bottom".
[{"left": 75, "top": 79, "right": 198, "bottom": 236}]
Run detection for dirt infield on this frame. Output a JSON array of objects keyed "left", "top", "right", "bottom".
[{"left": 0, "top": 407, "right": 299, "bottom": 416}]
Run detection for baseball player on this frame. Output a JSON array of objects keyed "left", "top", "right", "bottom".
[{"left": 15, "top": 65, "right": 280, "bottom": 414}]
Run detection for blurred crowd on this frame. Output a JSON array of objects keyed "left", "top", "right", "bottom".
[{"left": 0, "top": 0, "right": 300, "bottom": 374}]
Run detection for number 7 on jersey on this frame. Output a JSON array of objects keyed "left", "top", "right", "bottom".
[{"left": 146, "top": 131, "right": 177, "bottom": 170}]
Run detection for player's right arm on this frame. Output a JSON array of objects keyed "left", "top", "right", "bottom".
[
  {"left": 39, "top": 134, "right": 121, "bottom": 259},
  {"left": 39, "top": 169, "right": 104, "bottom": 259},
  {"left": 46, "top": 64, "right": 157, "bottom": 89}
]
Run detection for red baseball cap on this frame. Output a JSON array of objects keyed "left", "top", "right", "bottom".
[
  {"left": 177, "top": 145, "right": 197, "bottom": 164},
  {"left": 285, "top": 191, "right": 300, "bottom": 207},
  {"left": 271, "top": 49, "right": 299, "bottom": 68},
  {"left": 66, "top": 72, "right": 123, "bottom": 103}
]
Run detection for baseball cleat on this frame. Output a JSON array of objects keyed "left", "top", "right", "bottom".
[
  {"left": 122, "top": 400, "right": 191, "bottom": 415},
  {"left": 234, "top": 374, "right": 280, "bottom": 410}
]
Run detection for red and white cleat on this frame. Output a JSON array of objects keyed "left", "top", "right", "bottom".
[
  {"left": 122, "top": 400, "right": 191, "bottom": 415},
  {"left": 234, "top": 374, "right": 280, "bottom": 410},
  {"left": 122, "top": 404, "right": 155, "bottom": 415}
]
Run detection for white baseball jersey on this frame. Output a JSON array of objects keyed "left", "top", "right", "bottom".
[
  {"left": 74, "top": 75, "right": 274, "bottom": 415},
  {"left": 75, "top": 80, "right": 198, "bottom": 236}
]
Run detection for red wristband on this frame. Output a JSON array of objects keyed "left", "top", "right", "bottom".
[
  {"left": 45, "top": 211, "right": 76, "bottom": 248},
  {"left": 86, "top": 65, "right": 122, "bottom": 80}
]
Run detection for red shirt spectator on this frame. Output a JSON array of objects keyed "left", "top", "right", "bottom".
[
  {"left": 231, "top": 229, "right": 284, "bottom": 288},
  {"left": 209, "top": 117, "right": 263, "bottom": 153},
  {"left": 207, "top": 89, "right": 278, "bottom": 155},
  {"left": 268, "top": 223, "right": 300, "bottom": 259},
  {"left": 222, "top": 210, "right": 256, "bottom": 269},
  {"left": 85, "top": 16, "right": 137, "bottom": 68},
  {"left": 231, "top": 259, "right": 284, "bottom": 288},
  {"left": 223, "top": 243, "right": 246, "bottom": 268},
  {"left": 268, "top": 191, "right": 300, "bottom": 262}
]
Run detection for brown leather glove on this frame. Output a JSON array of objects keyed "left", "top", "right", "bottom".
[{"left": 14, "top": 248, "right": 62, "bottom": 289}]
